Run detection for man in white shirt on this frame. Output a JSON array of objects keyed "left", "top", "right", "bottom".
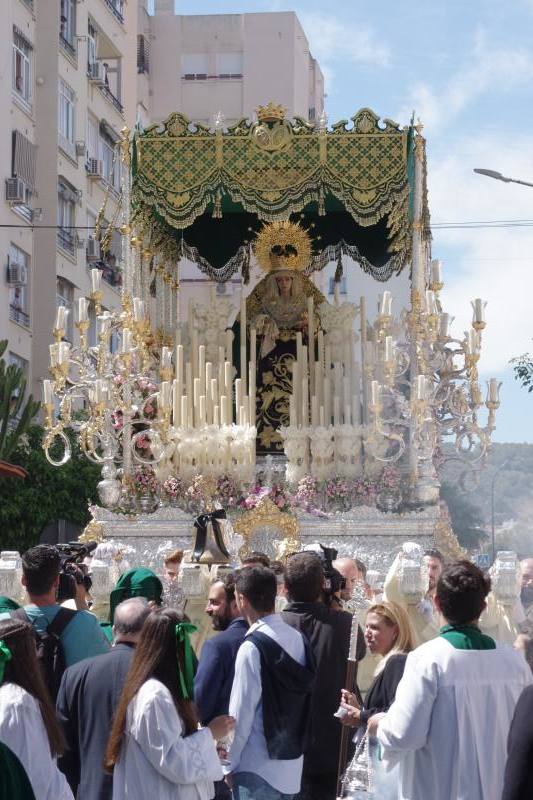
[
  {"left": 376, "top": 560, "right": 532, "bottom": 800},
  {"left": 226, "top": 566, "right": 315, "bottom": 800}
]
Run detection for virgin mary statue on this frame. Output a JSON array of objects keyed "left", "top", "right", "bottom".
[{"left": 243, "top": 221, "right": 326, "bottom": 454}]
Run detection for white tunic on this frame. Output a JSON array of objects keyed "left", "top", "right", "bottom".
[
  {"left": 0, "top": 682, "right": 74, "bottom": 800},
  {"left": 377, "top": 637, "right": 532, "bottom": 800},
  {"left": 113, "top": 678, "right": 223, "bottom": 800}
]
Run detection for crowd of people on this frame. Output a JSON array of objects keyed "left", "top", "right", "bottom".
[{"left": 0, "top": 542, "right": 532, "bottom": 800}]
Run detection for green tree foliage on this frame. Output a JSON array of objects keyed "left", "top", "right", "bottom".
[
  {"left": 0, "top": 426, "right": 100, "bottom": 552},
  {"left": 0, "top": 340, "right": 40, "bottom": 460},
  {"left": 440, "top": 481, "right": 487, "bottom": 550},
  {"left": 511, "top": 352, "right": 533, "bottom": 393}
]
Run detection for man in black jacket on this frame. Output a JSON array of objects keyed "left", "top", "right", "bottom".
[
  {"left": 56, "top": 597, "right": 150, "bottom": 800},
  {"left": 282, "top": 552, "right": 365, "bottom": 800},
  {"left": 502, "top": 683, "right": 533, "bottom": 800}
]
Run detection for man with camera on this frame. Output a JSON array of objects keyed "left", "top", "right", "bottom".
[
  {"left": 0, "top": 545, "right": 110, "bottom": 689},
  {"left": 282, "top": 547, "right": 365, "bottom": 800}
]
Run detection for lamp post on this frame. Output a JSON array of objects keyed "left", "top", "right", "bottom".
[
  {"left": 491, "top": 460, "right": 508, "bottom": 564},
  {"left": 473, "top": 168, "right": 533, "bottom": 189}
]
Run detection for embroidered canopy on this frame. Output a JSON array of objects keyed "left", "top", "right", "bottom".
[{"left": 131, "top": 107, "right": 424, "bottom": 282}]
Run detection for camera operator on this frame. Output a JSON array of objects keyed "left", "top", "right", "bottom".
[
  {"left": 282, "top": 547, "right": 366, "bottom": 800},
  {"left": 60, "top": 564, "right": 93, "bottom": 612}
]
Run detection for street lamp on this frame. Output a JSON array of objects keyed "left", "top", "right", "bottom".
[
  {"left": 473, "top": 168, "right": 533, "bottom": 189},
  {"left": 491, "top": 460, "right": 508, "bottom": 564}
]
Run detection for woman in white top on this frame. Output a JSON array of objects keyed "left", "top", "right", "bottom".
[
  {"left": 105, "top": 607, "right": 235, "bottom": 800},
  {"left": 0, "top": 618, "right": 74, "bottom": 800}
]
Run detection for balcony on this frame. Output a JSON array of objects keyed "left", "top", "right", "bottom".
[
  {"left": 57, "top": 227, "right": 75, "bottom": 254},
  {"left": 9, "top": 304, "right": 30, "bottom": 328},
  {"left": 102, "top": 0, "right": 124, "bottom": 24},
  {"left": 59, "top": 33, "right": 76, "bottom": 59},
  {"left": 99, "top": 83, "right": 123, "bottom": 115},
  {"left": 90, "top": 259, "right": 122, "bottom": 289}
]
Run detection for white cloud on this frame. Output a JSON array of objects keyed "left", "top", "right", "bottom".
[
  {"left": 396, "top": 37, "right": 533, "bottom": 131},
  {"left": 429, "top": 133, "right": 533, "bottom": 375},
  {"left": 296, "top": 11, "right": 390, "bottom": 91}
]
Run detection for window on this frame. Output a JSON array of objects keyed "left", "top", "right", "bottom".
[
  {"left": 60, "top": 0, "right": 76, "bottom": 54},
  {"left": 309, "top": 107, "right": 316, "bottom": 122},
  {"left": 10, "top": 131, "right": 36, "bottom": 211},
  {"left": 103, "top": 0, "right": 124, "bottom": 23},
  {"left": 12, "top": 30, "right": 32, "bottom": 106},
  {"left": 87, "top": 22, "right": 97, "bottom": 72},
  {"left": 216, "top": 52, "right": 243, "bottom": 79},
  {"left": 58, "top": 80, "right": 76, "bottom": 155},
  {"left": 57, "top": 278, "right": 74, "bottom": 341},
  {"left": 328, "top": 277, "right": 347, "bottom": 295},
  {"left": 86, "top": 114, "right": 99, "bottom": 162},
  {"left": 57, "top": 180, "right": 77, "bottom": 254},
  {"left": 99, "top": 127, "right": 120, "bottom": 192},
  {"left": 8, "top": 244, "right": 30, "bottom": 329},
  {"left": 182, "top": 53, "right": 208, "bottom": 79}
]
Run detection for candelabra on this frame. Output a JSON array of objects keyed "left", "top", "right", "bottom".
[{"left": 43, "top": 130, "right": 256, "bottom": 510}]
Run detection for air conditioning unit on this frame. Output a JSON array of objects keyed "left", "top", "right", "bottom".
[
  {"left": 76, "top": 235, "right": 86, "bottom": 250},
  {"left": 6, "top": 261, "right": 28, "bottom": 287},
  {"left": 86, "top": 158, "right": 103, "bottom": 178},
  {"left": 5, "top": 177, "right": 27, "bottom": 205},
  {"left": 86, "top": 236, "right": 100, "bottom": 261},
  {"left": 75, "top": 141, "right": 86, "bottom": 157},
  {"left": 88, "top": 61, "right": 105, "bottom": 85}
]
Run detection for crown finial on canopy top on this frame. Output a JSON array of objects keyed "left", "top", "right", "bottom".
[
  {"left": 256, "top": 102, "right": 287, "bottom": 124},
  {"left": 253, "top": 221, "right": 312, "bottom": 274}
]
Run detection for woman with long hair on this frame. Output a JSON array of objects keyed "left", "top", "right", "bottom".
[
  {"left": 339, "top": 601, "right": 414, "bottom": 799},
  {"left": 0, "top": 618, "right": 73, "bottom": 800},
  {"left": 105, "top": 607, "right": 234, "bottom": 800}
]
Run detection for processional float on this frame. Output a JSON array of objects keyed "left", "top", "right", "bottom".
[{"left": 40, "top": 104, "right": 499, "bottom": 570}]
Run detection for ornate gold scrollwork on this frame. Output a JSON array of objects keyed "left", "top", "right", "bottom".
[{"left": 232, "top": 499, "right": 300, "bottom": 561}]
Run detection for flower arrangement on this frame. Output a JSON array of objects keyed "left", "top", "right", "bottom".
[
  {"left": 162, "top": 475, "right": 182, "bottom": 499},
  {"left": 133, "top": 465, "right": 159, "bottom": 497},
  {"left": 353, "top": 477, "right": 378, "bottom": 506},
  {"left": 378, "top": 466, "right": 401, "bottom": 491},
  {"left": 325, "top": 477, "right": 351, "bottom": 503},
  {"left": 292, "top": 475, "right": 326, "bottom": 516},
  {"left": 216, "top": 474, "right": 240, "bottom": 509},
  {"left": 239, "top": 483, "right": 293, "bottom": 514}
]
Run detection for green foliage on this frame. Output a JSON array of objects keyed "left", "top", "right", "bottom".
[
  {"left": 0, "top": 340, "right": 40, "bottom": 460},
  {"left": 511, "top": 352, "right": 533, "bottom": 392},
  {"left": 0, "top": 425, "right": 100, "bottom": 552}
]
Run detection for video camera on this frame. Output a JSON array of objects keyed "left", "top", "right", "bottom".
[
  {"left": 55, "top": 541, "right": 97, "bottom": 602},
  {"left": 301, "top": 543, "right": 345, "bottom": 603}
]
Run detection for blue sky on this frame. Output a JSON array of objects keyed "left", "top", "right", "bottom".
[{"left": 169, "top": 0, "right": 533, "bottom": 442}]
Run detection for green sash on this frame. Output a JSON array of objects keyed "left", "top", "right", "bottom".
[{"left": 440, "top": 623, "right": 496, "bottom": 650}]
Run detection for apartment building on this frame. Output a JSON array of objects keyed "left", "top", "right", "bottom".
[
  {"left": 1, "top": 0, "right": 137, "bottom": 400},
  {"left": 139, "top": 2, "right": 327, "bottom": 318}
]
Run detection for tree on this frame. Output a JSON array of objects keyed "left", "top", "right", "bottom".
[
  {"left": 511, "top": 352, "right": 533, "bottom": 393},
  {"left": 440, "top": 481, "right": 488, "bottom": 550},
  {"left": 0, "top": 340, "right": 40, "bottom": 460},
  {"left": 0, "top": 426, "right": 100, "bottom": 552}
]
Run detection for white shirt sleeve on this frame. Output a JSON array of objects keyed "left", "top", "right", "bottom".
[
  {"left": 376, "top": 648, "right": 439, "bottom": 768},
  {"left": 130, "top": 683, "right": 223, "bottom": 785},
  {"left": 0, "top": 687, "right": 74, "bottom": 800},
  {"left": 227, "top": 639, "right": 262, "bottom": 774}
]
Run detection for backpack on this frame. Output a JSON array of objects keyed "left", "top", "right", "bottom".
[{"left": 10, "top": 607, "right": 76, "bottom": 701}]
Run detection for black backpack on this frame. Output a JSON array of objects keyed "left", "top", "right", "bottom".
[{"left": 10, "top": 607, "right": 76, "bottom": 701}]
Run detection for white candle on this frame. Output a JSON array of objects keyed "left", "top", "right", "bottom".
[
  {"left": 384, "top": 336, "right": 394, "bottom": 364},
  {"left": 159, "top": 381, "right": 171, "bottom": 409},
  {"left": 430, "top": 259, "right": 442, "bottom": 286},
  {"left": 488, "top": 378, "right": 501, "bottom": 403},
  {"left": 318, "top": 330, "right": 325, "bottom": 368},
  {"left": 439, "top": 313, "right": 453, "bottom": 339},
  {"left": 58, "top": 342, "right": 70, "bottom": 364},
  {"left": 121, "top": 328, "right": 132, "bottom": 353},
  {"left": 307, "top": 295, "right": 314, "bottom": 352},
  {"left": 250, "top": 327, "right": 257, "bottom": 366},
  {"left": 55, "top": 305, "right": 67, "bottom": 331},
  {"left": 351, "top": 393, "right": 360, "bottom": 425},
  {"left": 465, "top": 329, "right": 479, "bottom": 355},
  {"left": 199, "top": 395, "right": 206, "bottom": 425},
  {"left": 221, "top": 395, "right": 228, "bottom": 425},
  {"left": 172, "top": 379, "right": 181, "bottom": 426},
  {"left": 344, "top": 402, "right": 351, "bottom": 425},
  {"left": 90, "top": 268, "right": 102, "bottom": 294},
  {"left": 370, "top": 380, "right": 380, "bottom": 406},
  {"left": 248, "top": 363, "right": 256, "bottom": 426},
  {"left": 43, "top": 379, "right": 53, "bottom": 405},
  {"left": 311, "top": 395, "right": 318, "bottom": 426},
  {"left": 49, "top": 344, "right": 58, "bottom": 367},
  {"left": 235, "top": 378, "right": 242, "bottom": 423},
  {"left": 302, "top": 376, "right": 309, "bottom": 427},
  {"left": 191, "top": 329, "right": 198, "bottom": 379},
  {"left": 240, "top": 293, "right": 247, "bottom": 392},
  {"left": 181, "top": 395, "right": 188, "bottom": 428},
  {"left": 425, "top": 290, "right": 437, "bottom": 315},
  {"left": 213, "top": 405, "right": 220, "bottom": 426},
  {"left": 211, "top": 377, "right": 218, "bottom": 407},
  {"left": 415, "top": 375, "right": 427, "bottom": 401},
  {"left": 324, "top": 377, "right": 331, "bottom": 425},
  {"left": 472, "top": 298, "right": 486, "bottom": 324},
  {"left": 186, "top": 363, "right": 193, "bottom": 425},
  {"left": 161, "top": 346, "right": 172, "bottom": 371},
  {"left": 334, "top": 282, "right": 340, "bottom": 306},
  {"left": 78, "top": 297, "right": 89, "bottom": 322},
  {"left": 289, "top": 395, "right": 297, "bottom": 427},
  {"left": 224, "top": 361, "right": 232, "bottom": 398},
  {"left": 193, "top": 377, "right": 201, "bottom": 425},
  {"left": 133, "top": 297, "right": 145, "bottom": 322},
  {"left": 319, "top": 405, "right": 325, "bottom": 427},
  {"left": 175, "top": 344, "right": 184, "bottom": 383},
  {"left": 198, "top": 346, "right": 206, "bottom": 395},
  {"left": 379, "top": 290, "right": 392, "bottom": 317}
]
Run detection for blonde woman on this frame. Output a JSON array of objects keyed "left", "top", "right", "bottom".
[{"left": 339, "top": 601, "right": 414, "bottom": 798}]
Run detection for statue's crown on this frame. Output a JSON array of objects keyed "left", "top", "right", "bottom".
[{"left": 256, "top": 102, "right": 286, "bottom": 124}]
